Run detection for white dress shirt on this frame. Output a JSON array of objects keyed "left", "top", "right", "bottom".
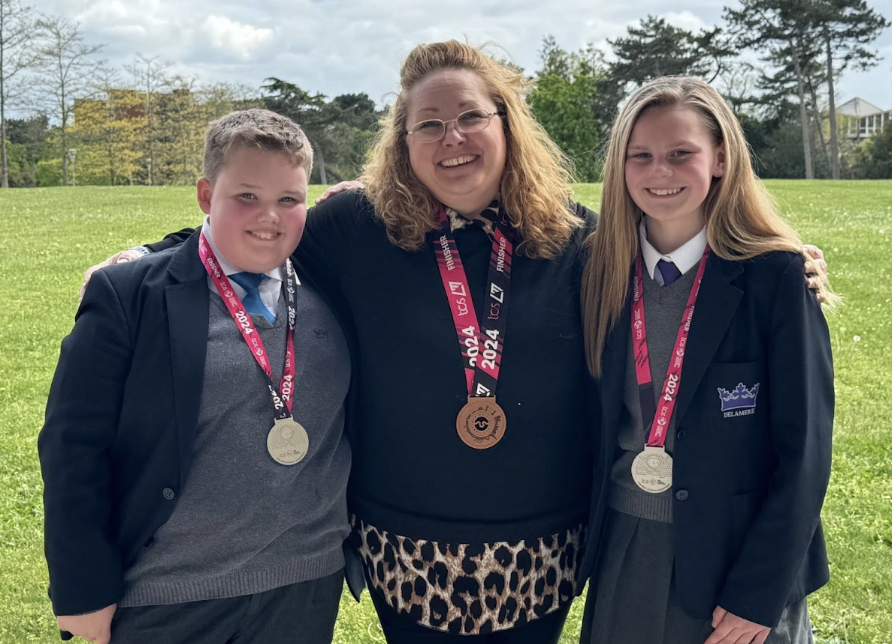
[
  {"left": 200, "top": 217, "right": 298, "bottom": 314},
  {"left": 639, "top": 218, "right": 708, "bottom": 286}
]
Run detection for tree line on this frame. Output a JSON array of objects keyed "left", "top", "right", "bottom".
[{"left": 1, "top": 0, "right": 889, "bottom": 188}]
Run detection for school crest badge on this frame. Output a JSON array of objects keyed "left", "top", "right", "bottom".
[{"left": 717, "top": 382, "right": 760, "bottom": 418}]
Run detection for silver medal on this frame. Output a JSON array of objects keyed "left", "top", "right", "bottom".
[
  {"left": 267, "top": 417, "right": 309, "bottom": 465},
  {"left": 631, "top": 446, "right": 673, "bottom": 493}
]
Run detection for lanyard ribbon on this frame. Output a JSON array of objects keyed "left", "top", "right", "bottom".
[
  {"left": 429, "top": 206, "right": 515, "bottom": 398},
  {"left": 198, "top": 232, "right": 297, "bottom": 420},
  {"left": 631, "top": 247, "right": 709, "bottom": 447}
]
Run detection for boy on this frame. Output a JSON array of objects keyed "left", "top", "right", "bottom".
[{"left": 39, "top": 109, "right": 352, "bottom": 644}]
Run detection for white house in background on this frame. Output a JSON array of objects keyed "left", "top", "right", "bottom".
[{"left": 837, "top": 98, "right": 891, "bottom": 140}]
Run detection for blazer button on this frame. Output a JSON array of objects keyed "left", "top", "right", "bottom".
[
  {"left": 162, "top": 488, "right": 176, "bottom": 500},
  {"left": 675, "top": 489, "right": 689, "bottom": 501},
  {"left": 676, "top": 430, "right": 687, "bottom": 440}
]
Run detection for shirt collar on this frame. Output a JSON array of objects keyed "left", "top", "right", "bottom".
[
  {"left": 639, "top": 217, "right": 707, "bottom": 283},
  {"left": 201, "top": 217, "right": 284, "bottom": 282}
]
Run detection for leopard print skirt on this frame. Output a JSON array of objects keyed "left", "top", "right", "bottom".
[{"left": 353, "top": 517, "right": 585, "bottom": 635}]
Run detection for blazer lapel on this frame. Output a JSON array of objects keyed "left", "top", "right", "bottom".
[
  {"left": 165, "top": 232, "right": 209, "bottom": 483},
  {"left": 675, "top": 254, "right": 744, "bottom": 422}
]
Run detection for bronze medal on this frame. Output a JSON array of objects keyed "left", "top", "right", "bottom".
[
  {"left": 631, "top": 446, "right": 673, "bottom": 493},
  {"left": 267, "top": 417, "right": 309, "bottom": 465},
  {"left": 456, "top": 396, "right": 506, "bottom": 449}
]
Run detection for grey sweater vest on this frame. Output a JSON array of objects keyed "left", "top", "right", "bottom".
[
  {"left": 608, "top": 267, "right": 698, "bottom": 524},
  {"left": 120, "top": 280, "right": 351, "bottom": 606}
]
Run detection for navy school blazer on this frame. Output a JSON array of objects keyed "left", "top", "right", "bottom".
[
  {"left": 38, "top": 230, "right": 357, "bottom": 616},
  {"left": 577, "top": 250, "right": 833, "bottom": 628}
]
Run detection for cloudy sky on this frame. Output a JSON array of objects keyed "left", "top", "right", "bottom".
[{"left": 36, "top": 0, "right": 892, "bottom": 111}]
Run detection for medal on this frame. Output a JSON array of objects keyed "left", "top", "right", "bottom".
[
  {"left": 630, "top": 247, "right": 709, "bottom": 493},
  {"left": 456, "top": 396, "right": 506, "bottom": 449},
  {"left": 430, "top": 204, "right": 516, "bottom": 449},
  {"left": 267, "top": 417, "right": 310, "bottom": 465},
  {"left": 631, "top": 446, "right": 673, "bottom": 493}
]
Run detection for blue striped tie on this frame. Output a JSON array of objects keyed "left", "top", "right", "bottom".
[{"left": 229, "top": 272, "right": 275, "bottom": 323}]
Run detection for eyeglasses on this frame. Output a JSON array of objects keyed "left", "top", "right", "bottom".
[{"left": 406, "top": 109, "right": 502, "bottom": 143}]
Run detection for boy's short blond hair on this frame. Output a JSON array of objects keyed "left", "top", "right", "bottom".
[{"left": 203, "top": 108, "right": 313, "bottom": 183}]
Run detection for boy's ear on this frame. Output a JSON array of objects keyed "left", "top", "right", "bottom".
[
  {"left": 197, "top": 177, "right": 213, "bottom": 215},
  {"left": 713, "top": 144, "right": 726, "bottom": 178}
]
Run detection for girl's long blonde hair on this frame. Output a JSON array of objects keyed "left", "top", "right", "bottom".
[
  {"left": 360, "top": 40, "right": 580, "bottom": 259},
  {"left": 583, "top": 76, "right": 836, "bottom": 376}
]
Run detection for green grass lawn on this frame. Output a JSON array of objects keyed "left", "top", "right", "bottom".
[{"left": 1, "top": 182, "right": 890, "bottom": 643}]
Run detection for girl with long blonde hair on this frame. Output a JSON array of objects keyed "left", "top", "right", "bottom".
[{"left": 578, "top": 76, "right": 834, "bottom": 644}]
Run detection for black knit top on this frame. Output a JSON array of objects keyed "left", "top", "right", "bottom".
[{"left": 295, "top": 191, "right": 596, "bottom": 543}]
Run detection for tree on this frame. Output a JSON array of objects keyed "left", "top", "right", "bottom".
[
  {"left": 197, "top": 81, "right": 262, "bottom": 120},
  {"left": 715, "top": 61, "right": 761, "bottom": 114},
  {"left": 330, "top": 93, "right": 379, "bottom": 131},
  {"left": 597, "top": 15, "right": 735, "bottom": 131},
  {"left": 3, "top": 139, "right": 29, "bottom": 184},
  {"left": 529, "top": 37, "right": 604, "bottom": 181},
  {"left": 758, "top": 38, "right": 826, "bottom": 178},
  {"left": 6, "top": 113, "right": 47, "bottom": 183},
  {"left": 262, "top": 78, "right": 329, "bottom": 182},
  {"left": 726, "top": 0, "right": 817, "bottom": 179},
  {"left": 0, "top": 0, "right": 40, "bottom": 188},
  {"left": 126, "top": 53, "right": 171, "bottom": 185},
  {"left": 262, "top": 78, "right": 373, "bottom": 183},
  {"left": 609, "top": 15, "right": 731, "bottom": 82},
  {"left": 812, "top": 0, "right": 889, "bottom": 179},
  {"left": 154, "top": 77, "right": 205, "bottom": 185},
  {"left": 537, "top": 35, "right": 574, "bottom": 78},
  {"left": 70, "top": 68, "right": 143, "bottom": 185},
  {"left": 35, "top": 16, "right": 104, "bottom": 185},
  {"left": 852, "top": 120, "right": 892, "bottom": 178},
  {"left": 743, "top": 100, "right": 814, "bottom": 178},
  {"left": 323, "top": 93, "right": 380, "bottom": 180}
]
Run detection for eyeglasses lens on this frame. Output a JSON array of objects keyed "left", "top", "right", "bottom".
[{"left": 411, "top": 110, "right": 494, "bottom": 142}]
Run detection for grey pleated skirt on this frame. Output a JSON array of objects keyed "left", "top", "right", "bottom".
[{"left": 580, "top": 510, "right": 814, "bottom": 644}]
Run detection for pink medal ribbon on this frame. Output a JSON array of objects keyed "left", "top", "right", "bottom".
[
  {"left": 631, "top": 246, "right": 710, "bottom": 449},
  {"left": 429, "top": 205, "right": 515, "bottom": 449},
  {"left": 430, "top": 206, "right": 514, "bottom": 398},
  {"left": 198, "top": 232, "right": 297, "bottom": 421}
]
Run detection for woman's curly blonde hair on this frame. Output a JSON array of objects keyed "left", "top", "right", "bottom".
[{"left": 360, "top": 40, "right": 580, "bottom": 259}]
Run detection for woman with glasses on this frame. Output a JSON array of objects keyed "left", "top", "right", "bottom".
[{"left": 300, "top": 40, "right": 596, "bottom": 643}]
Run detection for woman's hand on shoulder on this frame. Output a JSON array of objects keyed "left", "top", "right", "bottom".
[
  {"left": 802, "top": 244, "right": 829, "bottom": 302},
  {"left": 705, "top": 606, "right": 770, "bottom": 644},
  {"left": 80, "top": 248, "right": 147, "bottom": 304},
  {"left": 314, "top": 181, "right": 365, "bottom": 205}
]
